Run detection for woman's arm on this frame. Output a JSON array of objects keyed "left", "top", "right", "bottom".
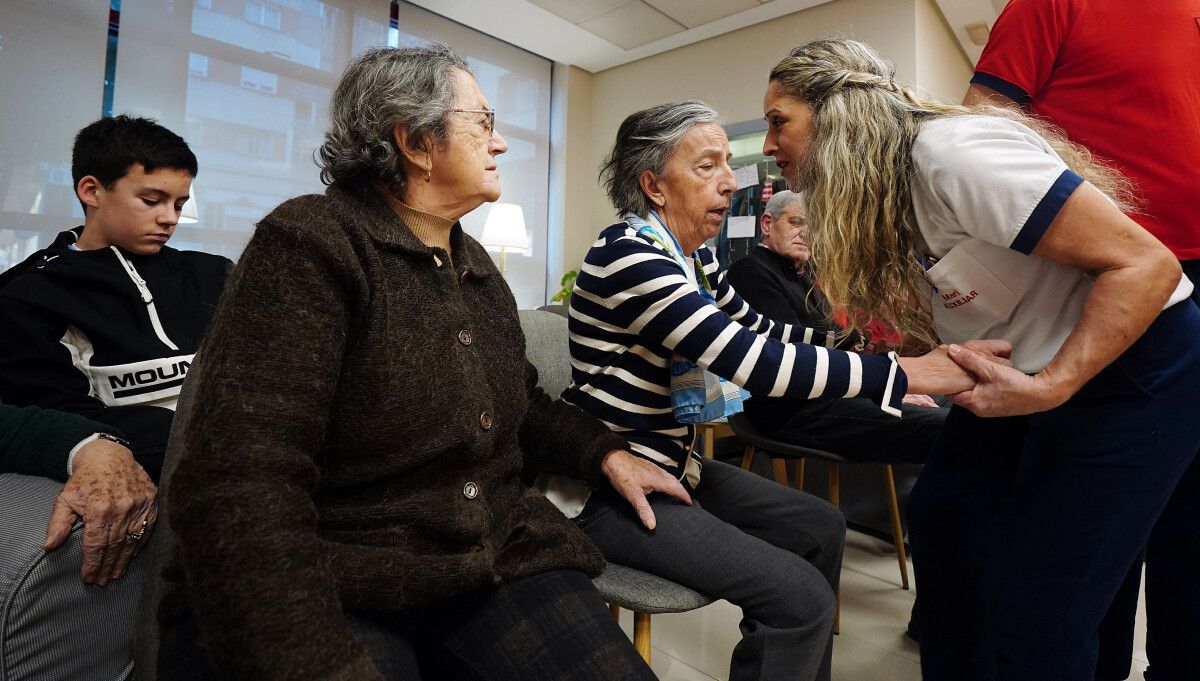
[
  {"left": 950, "top": 183, "right": 1182, "bottom": 416},
  {"left": 519, "top": 360, "right": 691, "bottom": 530},
  {"left": 572, "top": 237, "right": 976, "bottom": 413},
  {"left": 518, "top": 358, "right": 627, "bottom": 486}
]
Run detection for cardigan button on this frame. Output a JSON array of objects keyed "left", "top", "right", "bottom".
[
  {"left": 458, "top": 329, "right": 473, "bottom": 346},
  {"left": 479, "top": 411, "right": 494, "bottom": 430},
  {"left": 463, "top": 481, "right": 479, "bottom": 499}
]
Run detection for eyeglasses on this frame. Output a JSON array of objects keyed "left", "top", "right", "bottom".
[{"left": 451, "top": 108, "right": 496, "bottom": 135}]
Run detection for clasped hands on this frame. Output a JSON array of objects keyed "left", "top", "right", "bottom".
[
  {"left": 928, "top": 339, "right": 1066, "bottom": 417},
  {"left": 596, "top": 337, "right": 1061, "bottom": 530}
]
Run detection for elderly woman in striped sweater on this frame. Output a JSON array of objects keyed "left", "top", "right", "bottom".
[{"left": 549, "top": 100, "right": 996, "bottom": 681}]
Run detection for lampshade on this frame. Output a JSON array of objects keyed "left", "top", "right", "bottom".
[
  {"left": 480, "top": 202, "right": 530, "bottom": 254},
  {"left": 179, "top": 184, "right": 199, "bottom": 224}
]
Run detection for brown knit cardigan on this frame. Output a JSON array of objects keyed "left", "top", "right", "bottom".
[{"left": 165, "top": 184, "right": 626, "bottom": 680}]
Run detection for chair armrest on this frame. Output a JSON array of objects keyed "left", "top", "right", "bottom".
[{"left": 0, "top": 473, "right": 145, "bottom": 681}]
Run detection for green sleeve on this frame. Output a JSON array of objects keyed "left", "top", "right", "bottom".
[{"left": 0, "top": 404, "right": 123, "bottom": 481}]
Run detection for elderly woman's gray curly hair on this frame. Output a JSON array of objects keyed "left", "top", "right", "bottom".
[
  {"left": 600, "top": 100, "right": 722, "bottom": 218},
  {"left": 317, "top": 44, "right": 470, "bottom": 197}
]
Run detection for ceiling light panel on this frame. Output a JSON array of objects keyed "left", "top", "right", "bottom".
[
  {"left": 578, "top": 0, "right": 686, "bottom": 50},
  {"left": 527, "top": 0, "right": 629, "bottom": 24},
  {"left": 647, "top": 0, "right": 759, "bottom": 28}
]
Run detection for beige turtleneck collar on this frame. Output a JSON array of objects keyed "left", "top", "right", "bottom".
[{"left": 383, "top": 195, "right": 456, "bottom": 258}]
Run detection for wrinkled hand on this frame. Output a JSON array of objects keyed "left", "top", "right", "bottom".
[
  {"left": 960, "top": 339, "right": 1014, "bottom": 367},
  {"left": 897, "top": 345, "right": 978, "bottom": 396},
  {"left": 44, "top": 438, "right": 157, "bottom": 586},
  {"left": 601, "top": 450, "right": 691, "bottom": 531},
  {"left": 946, "top": 344, "right": 1065, "bottom": 417},
  {"left": 902, "top": 393, "right": 939, "bottom": 407}
]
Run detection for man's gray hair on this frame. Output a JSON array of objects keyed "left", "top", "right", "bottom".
[
  {"left": 763, "top": 190, "right": 806, "bottom": 220},
  {"left": 600, "top": 100, "right": 722, "bottom": 218},
  {"left": 317, "top": 44, "right": 469, "bottom": 196}
]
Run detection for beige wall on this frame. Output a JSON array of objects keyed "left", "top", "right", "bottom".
[
  {"left": 548, "top": 64, "right": 595, "bottom": 292},
  {"left": 915, "top": 0, "right": 974, "bottom": 103},
  {"left": 557, "top": 0, "right": 971, "bottom": 275}
]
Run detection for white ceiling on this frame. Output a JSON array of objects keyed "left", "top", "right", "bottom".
[
  {"left": 407, "top": 0, "right": 832, "bottom": 72},
  {"left": 407, "top": 0, "right": 1003, "bottom": 73},
  {"left": 934, "top": 0, "right": 1008, "bottom": 63}
]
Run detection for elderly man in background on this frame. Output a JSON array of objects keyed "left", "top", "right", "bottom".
[{"left": 727, "top": 190, "right": 947, "bottom": 465}]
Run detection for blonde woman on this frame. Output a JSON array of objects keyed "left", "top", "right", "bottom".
[{"left": 761, "top": 38, "right": 1200, "bottom": 681}]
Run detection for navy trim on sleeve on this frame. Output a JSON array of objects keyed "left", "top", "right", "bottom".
[
  {"left": 1011, "top": 170, "right": 1084, "bottom": 255},
  {"left": 971, "top": 72, "right": 1031, "bottom": 106}
]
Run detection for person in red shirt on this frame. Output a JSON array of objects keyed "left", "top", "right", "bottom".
[{"left": 966, "top": 3, "right": 1200, "bottom": 679}]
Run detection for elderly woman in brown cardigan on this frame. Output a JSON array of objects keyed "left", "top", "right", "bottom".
[{"left": 159, "top": 45, "right": 685, "bottom": 681}]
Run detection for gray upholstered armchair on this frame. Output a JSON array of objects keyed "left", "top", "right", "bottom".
[
  {"left": 518, "top": 309, "right": 711, "bottom": 664},
  {"left": 0, "top": 473, "right": 150, "bottom": 681}
]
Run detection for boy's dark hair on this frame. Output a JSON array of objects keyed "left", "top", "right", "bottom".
[{"left": 71, "top": 115, "right": 198, "bottom": 211}]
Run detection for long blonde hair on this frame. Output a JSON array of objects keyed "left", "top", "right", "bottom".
[{"left": 768, "top": 39, "right": 1135, "bottom": 350}]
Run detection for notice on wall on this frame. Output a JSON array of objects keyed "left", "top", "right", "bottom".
[
  {"left": 727, "top": 215, "right": 757, "bottom": 239},
  {"left": 734, "top": 164, "right": 759, "bottom": 190}
]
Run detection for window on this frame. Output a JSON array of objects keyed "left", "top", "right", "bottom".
[
  {"left": 111, "top": 0, "right": 388, "bottom": 261},
  {"left": 244, "top": 1, "right": 282, "bottom": 30},
  {"left": 96, "top": 0, "right": 555, "bottom": 306},
  {"left": 392, "top": 3, "right": 554, "bottom": 307},
  {"left": 239, "top": 66, "right": 278, "bottom": 94},
  {"left": 0, "top": 1, "right": 108, "bottom": 271},
  {"left": 295, "top": 100, "right": 315, "bottom": 122},
  {"left": 188, "top": 53, "right": 209, "bottom": 78}
]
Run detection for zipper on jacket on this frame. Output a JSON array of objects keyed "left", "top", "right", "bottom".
[{"left": 110, "top": 246, "right": 181, "bottom": 351}]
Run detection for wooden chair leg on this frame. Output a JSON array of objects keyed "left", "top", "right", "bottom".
[
  {"left": 794, "top": 458, "right": 806, "bottom": 491},
  {"left": 834, "top": 593, "right": 840, "bottom": 636},
  {"left": 827, "top": 463, "right": 840, "bottom": 509},
  {"left": 610, "top": 603, "right": 621, "bottom": 621},
  {"left": 883, "top": 465, "right": 911, "bottom": 589},
  {"left": 701, "top": 424, "right": 715, "bottom": 460},
  {"left": 633, "top": 611, "right": 652, "bottom": 664},
  {"left": 740, "top": 445, "right": 756, "bottom": 471},
  {"left": 772, "top": 457, "right": 790, "bottom": 486}
]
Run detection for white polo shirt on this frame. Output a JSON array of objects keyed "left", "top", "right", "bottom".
[{"left": 910, "top": 115, "right": 1192, "bottom": 374}]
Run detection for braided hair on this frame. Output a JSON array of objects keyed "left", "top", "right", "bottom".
[{"left": 768, "top": 38, "right": 1134, "bottom": 351}]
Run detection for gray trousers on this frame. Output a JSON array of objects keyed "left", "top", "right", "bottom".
[{"left": 576, "top": 458, "right": 844, "bottom": 681}]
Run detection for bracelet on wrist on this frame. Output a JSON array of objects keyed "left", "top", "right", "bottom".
[{"left": 95, "top": 432, "right": 132, "bottom": 449}]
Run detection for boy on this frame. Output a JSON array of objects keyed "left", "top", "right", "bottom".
[{"left": 0, "top": 115, "right": 230, "bottom": 481}]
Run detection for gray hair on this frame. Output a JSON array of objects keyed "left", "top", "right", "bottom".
[
  {"left": 600, "top": 100, "right": 722, "bottom": 218},
  {"left": 317, "top": 44, "right": 470, "bottom": 196},
  {"left": 763, "top": 190, "right": 805, "bottom": 220}
]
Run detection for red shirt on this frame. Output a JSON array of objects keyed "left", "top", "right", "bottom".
[{"left": 973, "top": 0, "right": 1200, "bottom": 259}]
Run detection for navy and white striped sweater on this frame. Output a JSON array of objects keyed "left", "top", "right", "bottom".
[{"left": 563, "top": 222, "right": 908, "bottom": 477}]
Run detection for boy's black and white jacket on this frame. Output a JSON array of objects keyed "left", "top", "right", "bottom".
[{"left": 0, "top": 227, "right": 231, "bottom": 479}]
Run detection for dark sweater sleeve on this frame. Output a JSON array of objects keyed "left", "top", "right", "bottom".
[
  {"left": 518, "top": 359, "right": 628, "bottom": 487},
  {"left": 166, "top": 218, "right": 384, "bottom": 681},
  {"left": 0, "top": 404, "right": 121, "bottom": 480}
]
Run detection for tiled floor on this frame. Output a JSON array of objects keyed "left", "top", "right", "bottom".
[{"left": 615, "top": 531, "right": 1150, "bottom": 680}]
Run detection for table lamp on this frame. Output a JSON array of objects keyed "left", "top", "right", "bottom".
[{"left": 480, "top": 202, "right": 529, "bottom": 272}]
